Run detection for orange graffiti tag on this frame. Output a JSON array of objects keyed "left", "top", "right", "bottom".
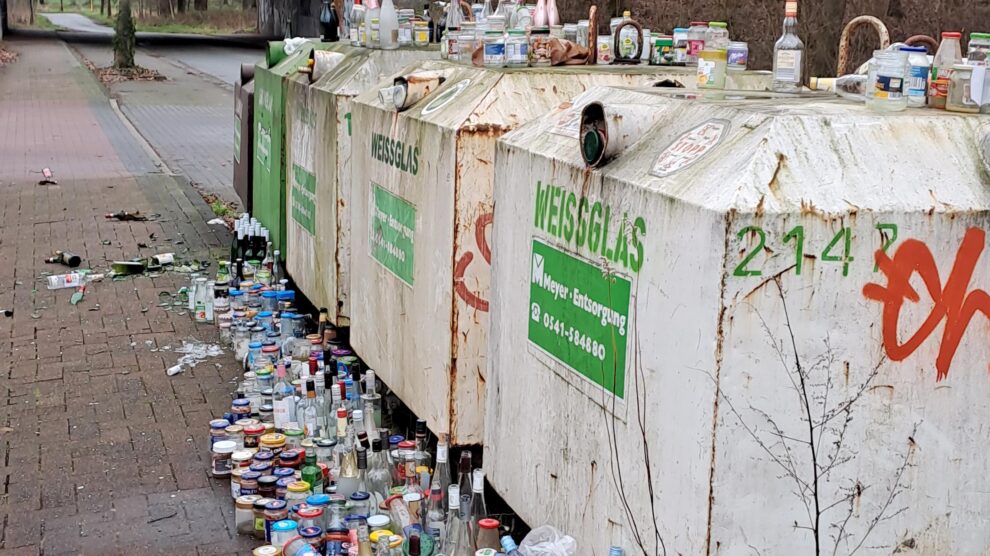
[
  {"left": 863, "top": 227, "right": 990, "bottom": 381},
  {"left": 453, "top": 212, "right": 493, "bottom": 312}
]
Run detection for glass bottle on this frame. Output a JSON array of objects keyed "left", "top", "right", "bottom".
[
  {"left": 772, "top": 0, "right": 804, "bottom": 92},
  {"left": 929, "top": 31, "right": 962, "bottom": 109},
  {"left": 322, "top": 370, "right": 336, "bottom": 437},
  {"left": 301, "top": 380, "right": 320, "bottom": 438},
  {"left": 468, "top": 469, "right": 488, "bottom": 547},
  {"left": 444, "top": 485, "right": 472, "bottom": 556},
  {"left": 431, "top": 433, "right": 451, "bottom": 512},
  {"left": 320, "top": 0, "right": 340, "bottom": 41},
  {"left": 356, "top": 446, "right": 371, "bottom": 494},
  {"left": 367, "top": 438, "right": 392, "bottom": 505},
  {"left": 358, "top": 523, "right": 374, "bottom": 556},
  {"left": 350, "top": 0, "right": 366, "bottom": 45},
  {"left": 456, "top": 452, "right": 472, "bottom": 515},
  {"left": 379, "top": 0, "right": 399, "bottom": 49},
  {"left": 476, "top": 518, "right": 500, "bottom": 550},
  {"left": 404, "top": 453, "right": 424, "bottom": 497},
  {"left": 425, "top": 483, "right": 446, "bottom": 546},
  {"left": 335, "top": 408, "right": 359, "bottom": 497},
  {"left": 414, "top": 419, "right": 431, "bottom": 470},
  {"left": 301, "top": 451, "right": 325, "bottom": 494},
  {"left": 271, "top": 250, "right": 284, "bottom": 288},
  {"left": 273, "top": 362, "right": 297, "bottom": 431},
  {"left": 361, "top": 370, "right": 382, "bottom": 432}
]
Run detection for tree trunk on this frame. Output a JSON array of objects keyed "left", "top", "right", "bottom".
[
  {"left": 177, "top": 0, "right": 185, "bottom": 12},
  {"left": 193, "top": 0, "right": 205, "bottom": 11},
  {"left": 156, "top": 0, "right": 167, "bottom": 15},
  {"left": 808, "top": 0, "right": 848, "bottom": 78}
]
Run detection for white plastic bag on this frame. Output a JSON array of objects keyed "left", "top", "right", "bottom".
[{"left": 518, "top": 526, "right": 578, "bottom": 556}]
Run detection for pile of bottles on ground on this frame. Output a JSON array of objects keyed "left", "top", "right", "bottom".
[
  {"left": 203, "top": 215, "right": 577, "bottom": 555},
  {"left": 820, "top": 31, "right": 990, "bottom": 113}
]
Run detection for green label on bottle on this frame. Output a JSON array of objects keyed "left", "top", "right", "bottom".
[
  {"left": 370, "top": 182, "right": 416, "bottom": 286},
  {"left": 527, "top": 238, "right": 630, "bottom": 398}
]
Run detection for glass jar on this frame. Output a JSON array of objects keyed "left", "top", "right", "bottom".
[
  {"left": 300, "top": 526, "right": 325, "bottom": 552},
  {"left": 549, "top": 24, "right": 563, "bottom": 39},
  {"left": 672, "top": 27, "right": 688, "bottom": 66},
  {"left": 398, "top": 16, "right": 413, "bottom": 46},
  {"left": 686, "top": 21, "right": 707, "bottom": 65},
  {"left": 370, "top": 18, "right": 381, "bottom": 45},
  {"left": 316, "top": 438, "right": 336, "bottom": 465},
  {"left": 458, "top": 24, "right": 477, "bottom": 65},
  {"left": 367, "top": 514, "right": 391, "bottom": 533},
  {"left": 235, "top": 495, "right": 261, "bottom": 535},
  {"left": 209, "top": 418, "right": 230, "bottom": 452},
  {"left": 727, "top": 41, "right": 748, "bottom": 70},
  {"left": 866, "top": 50, "right": 908, "bottom": 112},
  {"left": 225, "top": 425, "right": 244, "bottom": 449},
  {"left": 947, "top": 63, "right": 980, "bottom": 113},
  {"left": 286, "top": 481, "right": 312, "bottom": 505},
  {"left": 260, "top": 475, "right": 280, "bottom": 500},
  {"left": 259, "top": 403, "right": 274, "bottom": 424},
  {"left": 255, "top": 311, "right": 275, "bottom": 332},
  {"left": 250, "top": 325, "right": 265, "bottom": 344},
  {"left": 697, "top": 49, "right": 727, "bottom": 89},
  {"left": 596, "top": 35, "right": 613, "bottom": 64},
  {"left": 231, "top": 467, "right": 245, "bottom": 498},
  {"left": 263, "top": 499, "right": 288, "bottom": 542},
  {"left": 530, "top": 27, "right": 552, "bottom": 66},
  {"left": 271, "top": 520, "right": 298, "bottom": 547},
  {"left": 504, "top": 30, "right": 528, "bottom": 67},
  {"left": 706, "top": 21, "right": 729, "bottom": 51},
  {"left": 284, "top": 428, "right": 304, "bottom": 450},
  {"left": 349, "top": 491, "right": 371, "bottom": 518},
  {"left": 413, "top": 21, "right": 429, "bottom": 46},
  {"left": 261, "top": 345, "right": 280, "bottom": 368},
  {"left": 279, "top": 449, "right": 304, "bottom": 469},
  {"left": 968, "top": 32, "right": 990, "bottom": 66},
  {"left": 232, "top": 449, "right": 254, "bottom": 469},
  {"left": 477, "top": 518, "right": 501, "bottom": 550},
  {"left": 576, "top": 19, "right": 589, "bottom": 47},
  {"left": 231, "top": 398, "right": 252, "bottom": 420},
  {"left": 253, "top": 497, "right": 273, "bottom": 540},
  {"left": 297, "top": 506, "right": 324, "bottom": 529},
  {"left": 651, "top": 36, "right": 673, "bottom": 65},
  {"left": 239, "top": 471, "right": 261, "bottom": 496},
  {"left": 260, "top": 291, "right": 277, "bottom": 314},
  {"left": 305, "top": 494, "right": 332, "bottom": 529},
  {"left": 562, "top": 23, "right": 577, "bottom": 43},
  {"left": 218, "top": 320, "right": 233, "bottom": 348},
  {"left": 230, "top": 289, "right": 246, "bottom": 310},
  {"left": 212, "top": 440, "right": 236, "bottom": 478},
  {"left": 260, "top": 432, "right": 286, "bottom": 456},
  {"left": 276, "top": 477, "right": 293, "bottom": 500}
]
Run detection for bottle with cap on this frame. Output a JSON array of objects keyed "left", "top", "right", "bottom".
[
  {"left": 468, "top": 469, "right": 489, "bottom": 547},
  {"left": 501, "top": 536, "right": 522, "bottom": 555}
]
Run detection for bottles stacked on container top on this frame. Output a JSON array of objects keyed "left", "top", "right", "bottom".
[{"left": 771, "top": 0, "right": 804, "bottom": 92}]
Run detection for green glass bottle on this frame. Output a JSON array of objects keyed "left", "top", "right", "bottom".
[{"left": 301, "top": 451, "right": 324, "bottom": 495}]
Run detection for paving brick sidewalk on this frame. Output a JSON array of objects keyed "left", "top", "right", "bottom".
[{"left": 0, "top": 38, "right": 255, "bottom": 555}]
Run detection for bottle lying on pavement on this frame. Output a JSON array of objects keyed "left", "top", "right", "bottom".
[{"left": 47, "top": 272, "right": 104, "bottom": 290}]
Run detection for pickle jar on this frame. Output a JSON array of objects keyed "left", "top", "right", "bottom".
[{"left": 235, "top": 495, "right": 261, "bottom": 535}]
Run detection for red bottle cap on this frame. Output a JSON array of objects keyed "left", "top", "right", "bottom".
[
  {"left": 942, "top": 31, "right": 962, "bottom": 39},
  {"left": 478, "top": 518, "right": 500, "bottom": 529}
]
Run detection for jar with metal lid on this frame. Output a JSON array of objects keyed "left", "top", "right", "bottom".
[
  {"left": 413, "top": 21, "right": 429, "bottom": 46},
  {"left": 212, "top": 440, "right": 236, "bottom": 478},
  {"left": 231, "top": 398, "right": 252, "bottom": 420},
  {"left": 483, "top": 31, "right": 505, "bottom": 68},
  {"left": 253, "top": 545, "right": 279, "bottom": 556},
  {"left": 284, "top": 427, "right": 304, "bottom": 450},
  {"left": 274, "top": 466, "right": 296, "bottom": 480},
  {"left": 249, "top": 461, "right": 273, "bottom": 476},
  {"left": 259, "top": 475, "right": 279, "bottom": 499},
  {"left": 232, "top": 449, "right": 254, "bottom": 469},
  {"left": 218, "top": 320, "right": 233, "bottom": 347},
  {"left": 727, "top": 41, "right": 748, "bottom": 70},
  {"left": 239, "top": 471, "right": 261, "bottom": 496},
  {"left": 259, "top": 403, "right": 274, "bottom": 423},
  {"left": 260, "top": 432, "right": 286, "bottom": 455},
  {"left": 286, "top": 481, "right": 312, "bottom": 505},
  {"left": 235, "top": 495, "right": 261, "bottom": 535},
  {"left": 947, "top": 64, "right": 980, "bottom": 113},
  {"left": 367, "top": 514, "right": 391, "bottom": 532},
  {"left": 530, "top": 27, "right": 552, "bottom": 66},
  {"left": 243, "top": 424, "right": 265, "bottom": 449},
  {"left": 263, "top": 499, "right": 288, "bottom": 542},
  {"left": 504, "top": 30, "right": 528, "bottom": 67},
  {"left": 271, "top": 519, "right": 298, "bottom": 547},
  {"left": 225, "top": 425, "right": 245, "bottom": 449},
  {"left": 253, "top": 497, "right": 274, "bottom": 540},
  {"left": 231, "top": 467, "right": 245, "bottom": 498},
  {"left": 968, "top": 32, "right": 990, "bottom": 66},
  {"left": 250, "top": 325, "right": 265, "bottom": 343},
  {"left": 297, "top": 506, "right": 324, "bottom": 529},
  {"left": 398, "top": 16, "right": 413, "bottom": 46},
  {"left": 279, "top": 449, "right": 304, "bottom": 469},
  {"left": 349, "top": 491, "right": 371, "bottom": 517},
  {"left": 315, "top": 438, "right": 336, "bottom": 466},
  {"left": 276, "top": 476, "right": 294, "bottom": 500},
  {"left": 300, "top": 526, "right": 325, "bottom": 551},
  {"left": 208, "top": 418, "right": 230, "bottom": 453}
]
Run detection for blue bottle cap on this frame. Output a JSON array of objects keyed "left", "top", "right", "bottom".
[
  {"left": 388, "top": 435, "right": 405, "bottom": 446},
  {"left": 501, "top": 537, "right": 519, "bottom": 552},
  {"left": 274, "top": 467, "right": 295, "bottom": 478},
  {"left": 262, "top": 291, "right": 278, "bottom": 298},
  {"left": 257, "top": 311, "right": 273, "bottom": 318},
  {"left": 229, "top": 289, "right": 243, "bottom": 296},
  {"left": 248, "top": 341, "right": 263, "bottom": 349},
  {"left": 349, "top": 491, "right": 370, "bottom": 501},
  {"left": 272, "top": 519, "right": 298, "bottom": 532},
  {"left": 306, "top": 494, "right": 331, "bottom": 506},
  {"left": 232, "top": 398, "right": 251, "bottom": 407}
]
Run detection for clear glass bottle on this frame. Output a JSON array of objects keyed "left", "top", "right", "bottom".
[
  {"left": 432, "top": 433, "right": 451, "bottom": 509},
  {"left": 404, "top": 453, "right": 424, "bottom": 497},
  {"left": 367, "top": 438, "right": 392, "bottom": 506},
  {"left": 866, "top": 50, "right": 908, "bottom": 112},
  {"left": 468, "top": 469, "right": 488, "bottom": 548},
  {"left": 273, "top": 362, "right": 297, "bottom": 431},
  {"left": 335, "top": 408, "right": 359, "bottom": 497},
  {"left": 424, "top": 483, "right": 446, "bottom": 546},
  {"left": 444, "top": 485, "right": 472, "bottom": 556},
  {"left": 350, "top": 0, "right": 366, "bottom": 45},
  {"left": 772, "top": 1, "right": 804, "bottom": 92},
  {"left": 929, "top": 31, "right": 962, "bottom": 109},
  {"left": 300, "top": 380, "right": 320, "bottom": 437}
]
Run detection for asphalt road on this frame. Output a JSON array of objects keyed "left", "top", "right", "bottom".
[{"left": 41, "top": 12, "right": 113, "bottom": 34}]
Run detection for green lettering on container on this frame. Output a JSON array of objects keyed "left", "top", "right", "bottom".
[
  {"left": 528, "top": 239, "right": 630, "bottom": 398},
  {"left": 370, "top": 182, "right": 416, "bottom": 286}
]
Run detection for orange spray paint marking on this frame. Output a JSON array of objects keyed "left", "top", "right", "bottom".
[
  {"left": 453, "top": 212, "right": 494, "bottom": 312},
  {"left": 863, "top": 227, "right": 990, "bottom": 381}
]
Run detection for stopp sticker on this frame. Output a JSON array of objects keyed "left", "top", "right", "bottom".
[{"left": 649, "top": 118, "right": 729, "bottom": 178}]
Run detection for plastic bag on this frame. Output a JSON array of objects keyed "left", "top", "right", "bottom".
[{"left": 518, "top": 526, "right": 578, "bottom": 556}]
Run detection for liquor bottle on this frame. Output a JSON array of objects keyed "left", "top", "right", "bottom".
[
  {"left": 323, "top": 371, "right": 337, "bottom": 436},
  {"left": 271, "top": 250, "right": 284, "bottom": 288},
  {"left": 301, "top": 379, "right": 320, "bottom": 438},
  {"left": 320, "top": 0, "right": 340, "bottom": 41},
  {"left": 353, "top": 411, "right": 368, "bottom": 447},
  {"left": 404, "top": 452, "right": 424, "bottom": 497},
  {"left": 272, "top": 362, "right": 297, "bottom": 431},
  {"left": 408, "top": 535, "right": 421, "bottom": 556},
  {"left": 468, "top": 469, "right": 488, "bottom": 547},
  {"left": 367, "top": 438, "right": 392, "bottom": 506},
  {"left": 350, "top": 0, "right": 366, "bottom": 45},
  {"left": 317, "top": 307, "right": 330, "bottom": 344},
  {"left": 772, "top": 0, "right": 804, "bottom": 92},
  {"left": 344, "top": 378, "right": 357, "bottom": 412},
  {"left": 261, "top": 241, "right": 274, "bottom": 278},
  {"left": 233, "top": 258, "right": 245, "bottom": 290},
  {"left": 414, "top": 419, "right": 431, "bottom": 470},
  {"left": 335, "top": 408, "right": 359, "bottom": 496},
  {"left": 301, "top": 450, "right": 325, "bottom": 494},
  {"left": 361, "top": 370, "right": 382, "bottom": 433},
  {"left": 357, "top": 523, "right": 374, "bottom": 556},
  {"left": 432, "top": 433, "right": 451, "bottom": 515},
  {"left": 387, "top": 435, "right": 404, "bottom": 486},
  {"left": 356, "top": 446, "right": 370, "bottom": 493},
  {"left": 425, "top": 483, "right": 446, "bottom": 546},
  {"left": 444, "top": 485, "right": 472, "bottom": 556},
  {"left": 456, "top": 452, "right": 472, "bottom": 515}
]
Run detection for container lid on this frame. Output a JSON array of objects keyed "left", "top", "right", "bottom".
[
  {"left": 225, "top": 424, "right": 243, "bottom": 434},
  {"left": 257, "top": 311, "right": 273, "bottom": 318},
  {"left": 277, "top": 291, "right": 295, "bottom": 300},
  {"left": 241, "top": 471, "right": 262, "bottom": 480},
  {"left": 367, "top": 514, "right": 391, "bottom": 528},
  {"left": 728, "top": 40, "right": 747, "bottom": 47},
  {"left": 402, "top": 492, "right": 422, "bottom": 503},
  {"left": 244, "top": 424, "right": 265, "bottom": 434},
  {"left": 673, "top": 27, "right": 687, "bottom": 32},
  {"left": 236, "top": 494, "right": 261, "bottom": 507},
  {"left": 952, "top": 63, "right": 972, "bottom": 70},
  {"left": 277, "top": 477, "right": 295, "bottom": 487},
  {"left": 260, "top": 433, "right": 286, "bottom": 445},
  {"left": 229, "top": 289, "right": 244, "bottom": 297},
  {"left": 232, "top": 398, "right": 251, "bottom": 407},
  {"left": 232, "top": 449, "right": 254, "bottom": 461},
  {"left": 297, "top": 506, "right": 323, "bottom": 518},
  {"left": 213, "top": 440, "right": 236, "bottom": 454},
  {"left": 272, "top": 519, "right": 298, "bottom": 532},
  {"left": 531, "top": 26, "right": 550, "bottom": 34},
  {"left": 972, "top": 32, "right": 990, "bottom": 40},
  {"left": 260, "top": 404, "right": 274, "bottom": 412},
  {"left": 236, "top": 418, "right": 260, "bottom": 427},
  {"left": 284, "top": 428, "right": 304, "bottom": 437},
  {"left": 232, "top": 467, "right": 245, "bottom": 479},
  {"left": 942, "top": 31, "right": 962, "bottom": 38},
  {"left": 288, "top": 481, "right": 311, "bottom": 493},
  {"left": 369, "top": 529, "right": 394, "bottom": 543},
  {"left": 300, "top": 526, "right": 324, "bottom": 538},
  {"left": 261, "top": 291, "right": 278, "bottom": 298},
  {"left": 264, "top": 499, "right": 287, "bottom": 510},
  {"left": 508, "top": 29, "right": 525, "bottom": 35},
  {"left": 274, "top": 467, "right": 295, "bottom": 478},
  {"left": 478, "top": 518, "right": 500, "bottom": 529},
  {"left": 254, "top": 497, "right": 274, "bottom": 509},
  {"left": 209, "top": 419, "right": 230, "bottom": 429},
  {"left": 253, "top": 451, "right": 274, "bottom": 462},
  {"left": 398, "top": 440, "right": 416, "bottom": 450},
  {"left": 253, "top": 546, "right": 280, "bottom": 556},
  {"left": 248, "top": 341, "right": 263, "bottom": 349},
  {"left": 250, "top": 326, "right": 265, "bottom": 332},
  {"left": 307, "top": 494, "right": 331, "bottom": 506},
  {"left": 261, "top": 345, "right": 280, "bottom": 353},
  {"left": 655, "top": 36, "right": 673, "bottom": 45},
  {"left": 690, "top": 21, "right": 708, "bottom": 26},
  {"left": 259, "top": 475, "right": 279, "bottom": 485},
  {"left": 350, "top": 491, "right": 371, "bottom": 501},
  {"left": 388, "top": 435, "right": 405, "bottom": 445},
  {"left": 709, "top": 21, "right": 727, "bottom": 27},
  {"left": 316, "top": 438, "right": 336, "bottom": 448},
  {"left": 249, "top": 462, "right": 272, "bottom": 472}
]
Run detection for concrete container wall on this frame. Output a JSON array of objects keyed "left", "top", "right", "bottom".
[{"left": 488, "top": 86, "right": 990, "bottom": 555}]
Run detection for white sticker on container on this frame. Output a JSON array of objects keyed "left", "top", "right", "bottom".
[{"left": 649, "top": 119, "right": 730, "bottom": 178}]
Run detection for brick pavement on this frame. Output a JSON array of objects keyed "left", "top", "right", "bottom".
[{"left": 0, "top": 38, "right": 256, "bottom": 555}]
